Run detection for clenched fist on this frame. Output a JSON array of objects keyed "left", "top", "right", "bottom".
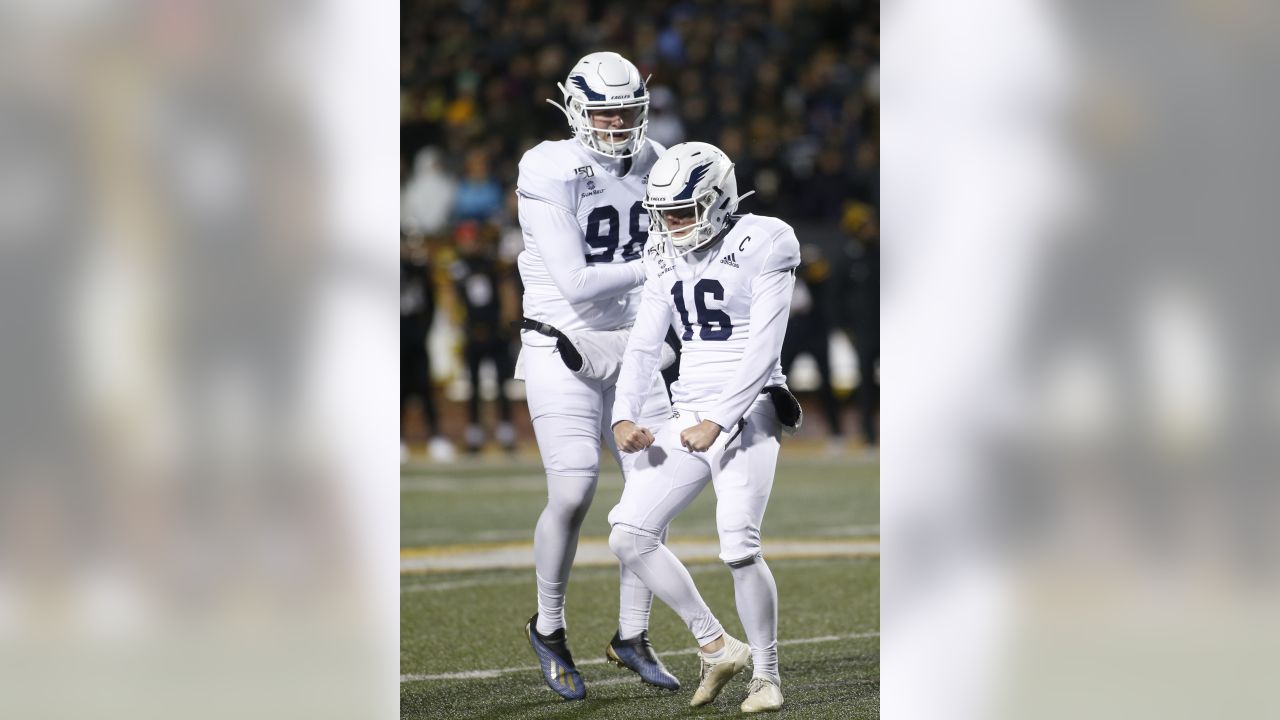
[
  {"left": 613, "top": 420, "right": 655, "bottom": 453},
  {"left": 680, "top": 419, "right": 723, "bottom": 453}
]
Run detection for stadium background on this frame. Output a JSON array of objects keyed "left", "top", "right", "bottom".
[{"left": 401, "top": 0, "right": 879, "bottom": 458}]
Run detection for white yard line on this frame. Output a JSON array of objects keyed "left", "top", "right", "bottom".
[{"left": 400, "top": 631, "right": 879, "bottom": 683}]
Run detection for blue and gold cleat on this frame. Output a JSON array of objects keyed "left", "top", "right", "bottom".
[
  {"left": 525, "top": 614, "right": 586, "bottom": 700},
  {"left": 605, "top": 630, "right": 680, "bottom": 690}
]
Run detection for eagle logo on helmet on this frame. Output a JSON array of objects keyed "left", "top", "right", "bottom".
[
  {"left": 569, "top": 75, "right": 606, "bottom": 102},
  {"left": 673, "top": 163, "right": 713, "bottom": 201}
]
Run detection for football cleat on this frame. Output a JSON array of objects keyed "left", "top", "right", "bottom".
[
  {"left": 605, "top": 630, "right": 680, "bottom": 690},
  {"left": 525, "top": 614, "right": 586, "bottom": 700},
  {"left": 740, "top": 676, "right": 784, "bottom": 713},
  {"left": 689, "top": 634, "right": 752, "bottom": 707}
]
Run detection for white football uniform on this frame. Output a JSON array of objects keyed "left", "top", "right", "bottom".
[
  {"left": 517, "top": 138, "right": 661, "bottom": 342},
  {"left": 609, "top": 213, "right": 801, "bottom": 559},
  {"left": 515, "top": 137, "right": 673, "bottom": 472},
  {"left": 607, "top": 213, "right": 798, "bottom": 688},
  {"left": 515, "top": 137, "right": 673, "bottom": 640}
]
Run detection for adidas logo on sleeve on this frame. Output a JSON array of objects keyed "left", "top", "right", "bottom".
[{"left": 719, "top": 252, "right": 739, "bottom": 268}]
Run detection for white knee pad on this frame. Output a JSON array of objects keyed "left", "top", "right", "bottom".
[
  {"left": 609, "top": 524, "right": 661, "bottom": 565},
  {"left": 717, "top": 513, "right": 763, "bottom": 566},
  {"left": 542, "top": 473, "right": 596, "bottom": 525}
]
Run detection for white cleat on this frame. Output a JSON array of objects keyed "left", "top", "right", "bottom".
[
  {"left": 689, "top": 635, "right": 752, "bottom": 707},
  {"left": 741, "top": 677, "right": 784, "bottom": 713}
]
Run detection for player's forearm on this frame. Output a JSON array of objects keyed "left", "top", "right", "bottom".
[
  {"left": 706, "top": 270, "right": 795, "bottom": 430},
  {"left": 555, "top": 261, "right": 645, "bottom": 304},
  {"left": 518, "top": 196, "right": 644, "bottom": 304},
  {"left": 612, "top": 346, "right": 661, "bottom": 425},
  {"left": 611, "top": 286, "right": 669, "bottom": 425}
]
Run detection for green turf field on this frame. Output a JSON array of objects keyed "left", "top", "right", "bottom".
[{"left": 401, "top": 452, "right": 879, "bottom": 719}]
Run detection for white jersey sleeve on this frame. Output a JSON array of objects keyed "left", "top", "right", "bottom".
[
  {"left": 516, "top": 140, "right": 661, "bottom": 339},
  {"left": 516, "top": 197, "right": 644, "bottom": 305},
  {"left": 515, "top": 146, "right": 574, "bottom": 211},
  {"left": 611, "top": 263, "right": 674, "bottom": 428},
  {"left": 705, "top": 224, "right": 800, "bottom": 430}
]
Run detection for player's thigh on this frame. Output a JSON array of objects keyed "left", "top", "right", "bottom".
[
  {"left": 522, "top": 344, "right": 606, "bottom": 476},
  {"left": 609, "top": 420, "right": 711, "bottom": 534},
  {"left": 711, "top": 397, "right": 783, "bottom": 556}
]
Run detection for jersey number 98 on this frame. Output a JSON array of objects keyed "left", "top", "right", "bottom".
[{"left": 585, "top": 201, "right": 646, "bottom": 264}]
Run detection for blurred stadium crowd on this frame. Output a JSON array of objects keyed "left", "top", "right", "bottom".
[{"left": 401, "top": 0, "right": 879, "bottom": 457}]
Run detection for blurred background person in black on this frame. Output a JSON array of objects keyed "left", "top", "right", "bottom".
[
  {"left": 402, "top": 239, "right": 454, "bottom": 462},
  {"left": 837, "top": 201, "right": 879, "bottom": 447},
  {"left": 781, "top": 243, "right": 846, "bottom": 449},
  {"left": 448, "top": 220, "right": 518, "bottom": 454}
]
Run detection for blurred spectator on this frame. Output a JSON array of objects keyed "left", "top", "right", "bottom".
[
  {"left": 836, "top": 202, "right": 879, "bottom": 446},
  {"left": 402, "top": 241, "right": 454, "bottom": 461},
  {"left": 453, "top": 147, "right": 503, "bottom": 224},
  {"left": 401, "top": 146, "right": 456, "bottom": 237},
  {"left": 645, "top": 86, "right": 685, "bottom": 148},
  {"left": 402, "top": 0, "right": 878, "bottom": 225},
  {"left": 448, "top": 222, "right": 518, "bottom": 453},
  {"left": 850, "top": 138, "right": 879, "bottom": 208},
  {"left": 782, "top": 243, "right": 845, "bottom": 446}
]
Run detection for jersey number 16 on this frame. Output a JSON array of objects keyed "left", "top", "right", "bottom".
[{"left": 671, "top": 279, "right": 733, "bottom": 341}]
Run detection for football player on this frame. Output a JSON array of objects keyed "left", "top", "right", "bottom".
[
  {"left": 515, "top": 51, "right": 678, "bottom": 700},
  {"left": 608, "top": 141, "right": 801, "bottom": 713}
]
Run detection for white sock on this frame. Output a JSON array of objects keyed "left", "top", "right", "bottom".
[
  {"left": 532, "top": 473, "right": 597, "bottom": 636},
  {"left": 535, "top": 573, "right": 566, "bottom": 635},
  {"left": 610, "top": 526, "right": 724, "bottom": 646},
  {"left": 617, "top": 565, "right": 652, "bottom": 640},
  {"left": 730, "top": 556, "right": 780, "bottom": 685},
  {"left": 617, "top": 526, "right": 666, "bottom": 640}
]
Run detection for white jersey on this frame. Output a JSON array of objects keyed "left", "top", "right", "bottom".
[
  {"left": 516, "top": 138, "right": 665, "bottom": 344},
  {"left": 613, "top": 214, "right": 801, "bottom": 431}
]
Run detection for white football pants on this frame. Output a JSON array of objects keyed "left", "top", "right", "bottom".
[
  {"left": 608, "top": 394, "right": 782, "bottom": 684},
  {"left": 519, "top": 340, "right": 671, "bottom": 637}
]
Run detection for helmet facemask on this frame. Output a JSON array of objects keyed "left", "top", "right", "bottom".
[
  {"left": 550, "top": 83, "right": 650, "bottom": 159},
  {"left": 645, "top": 187, "right": 726, "bottom": 258},
  {"left": 646, "top": 157, "right": 752, "bottom": 259}
]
